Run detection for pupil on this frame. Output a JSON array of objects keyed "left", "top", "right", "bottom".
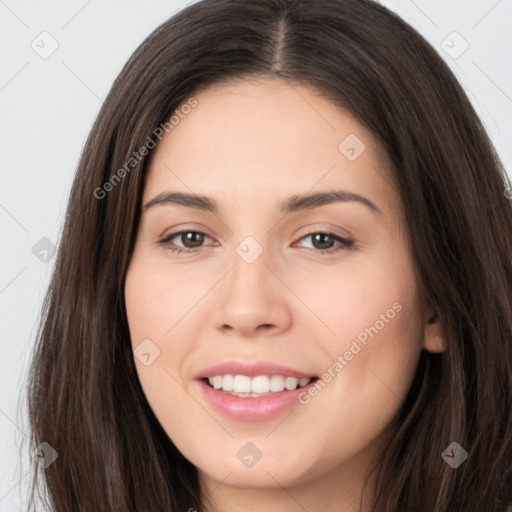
[
  {"left": 313, "top": 233, "right": 333, "bottom": 250},
  {"left": 183, "top": 232, "right": 204, "bottom": 248}
]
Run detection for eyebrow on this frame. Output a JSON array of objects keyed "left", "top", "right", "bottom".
[{"left": 143, "top": 190, "right": 382, "bottom": 215}]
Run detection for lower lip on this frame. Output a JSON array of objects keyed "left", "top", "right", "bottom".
[{"left": 197, "top": 379, "right": 317, "bottom": 421}]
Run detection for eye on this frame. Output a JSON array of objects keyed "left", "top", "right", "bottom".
[
  {"left": 158, "top": 230, "right": 354, "bottom": 255},
  {"left": 158, "top": 230, "right": 215, "bottom": 254},
  {"left": 294, "top": 231, "right": 354, "bottom": 254}
]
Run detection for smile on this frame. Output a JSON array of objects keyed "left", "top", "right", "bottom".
[{"left": 205, "top": 374, "right": 315, "bottom": 396}]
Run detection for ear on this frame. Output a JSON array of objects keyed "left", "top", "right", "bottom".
[{"left": 422, "top": 302, "right": 446, "bottom": 353}]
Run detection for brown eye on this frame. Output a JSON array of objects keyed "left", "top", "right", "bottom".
[
  {"left": 295, "top": 232, "right": 354, "bottom": 253},
  {"left": 176, "top": 231, "right": 206, "bottom": 248},
  {"left": 311, "top": 233, "right": 336, "bottom": 250},
  {"left": 159, "top": 230, "right": 212, "bottom": 253}
]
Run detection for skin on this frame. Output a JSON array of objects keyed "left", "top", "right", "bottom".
[{"left": 124, "top": 78, "right": 446, "bottom": 512}]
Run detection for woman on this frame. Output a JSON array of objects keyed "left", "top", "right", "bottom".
[{"left": 26, "top": 0, "right": 512, "bottom": 511}]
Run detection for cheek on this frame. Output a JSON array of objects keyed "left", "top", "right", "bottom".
[
  {"left": 299, "top": 281, "right": 422, "bottom": 407},
  {"left": 124, "top": 251, "right": 217, "bottom": 417},
  {"left": 287, "top": 282, "right": 423, "bottom": 481},
  {"left": 124, "top": 254, "right": 206, "bottom": 346},
  {"left": 293, "top": 241, "right": 423, "bottom": 418},
  {"left": 124, "top": 262, "right": 201, "bottom": 448},
  {"left": 291, "top": 246, "right": 419, "bottom": 356}
]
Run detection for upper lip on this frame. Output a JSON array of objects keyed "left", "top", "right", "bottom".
[{"left": 195, "top": 361, "right": 317, "bottom": 380}]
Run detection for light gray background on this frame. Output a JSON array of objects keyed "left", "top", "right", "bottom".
[{"left": 1, "top": 0, "right": 511, "bottom": 509}]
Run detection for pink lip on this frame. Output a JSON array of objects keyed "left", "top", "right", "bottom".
[
  {"left": 195, "top": 360, "right": 316, "bottom": 380},
  {"left": 197, "top": 378, "right": 318, "bottom": 421}
]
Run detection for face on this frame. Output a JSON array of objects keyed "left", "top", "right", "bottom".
[{"left": 124, "top": 78, "right": 444, "bottom": 503}]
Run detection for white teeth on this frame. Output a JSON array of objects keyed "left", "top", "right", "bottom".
[
  {"left": 270, "top": 375, "right": 285, "bottom": 392},
  {"left": 222, "top": 374, "right": 234, "bottom": 391},
  {"left": 284, "top": 377, "right": 299, "bottom": 390},
  {"left": 251, "top": 375, "right": 270, "bottom": 393},
  {"left": 212, "top": 375, "right": 223, "bottom": 389},
  {"left": 233, "top": 375, "right": 252, "bottom": 393},
  {"left": 207, "top": 374, "right": 313, "bottom": 394}
]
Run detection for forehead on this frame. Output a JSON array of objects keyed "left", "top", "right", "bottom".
[{"left": 144, "top": 78, "right": 399, "bottom": 219}]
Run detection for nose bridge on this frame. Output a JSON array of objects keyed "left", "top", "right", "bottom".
[{"left": 227, "top": 237, "right": 274, "bottom": 301}]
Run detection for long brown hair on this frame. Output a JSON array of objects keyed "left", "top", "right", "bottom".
[{"left": 25, "top": 0, "right": 512, "bottom": 510}]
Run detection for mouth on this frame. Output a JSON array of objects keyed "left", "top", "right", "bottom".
[
  {"left": 194, "top": 361, "right": 320, "bottom": 420},
  {"left": 201, "top": 374, "right": 319, "bottom": 397},
  {"left": 197, "top": 373, "right": 320, "bottom": 421}
]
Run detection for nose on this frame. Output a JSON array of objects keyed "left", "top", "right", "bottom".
[{"left": 213, "top": 250, "right": 293, "bottom": 338}]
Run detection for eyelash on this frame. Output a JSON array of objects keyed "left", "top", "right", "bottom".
[{"left": 158, "top": 230, "right": 354, "bottom": 255}]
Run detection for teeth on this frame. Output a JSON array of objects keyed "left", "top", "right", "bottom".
[
  {"left": 206, "top": 374, "right": 313, "bottom": 394},
  {"left": 233, "top": 375, "right": 251, "bottom": 393},
  {"left": 222, "top": 374, "right": 234, "bottom": 391},
  {"left": 285, "top": 377, "right": 299, "bottom": 390},
  {"left": 251, "top": 375, "right": 270, "bottom": 393},
  {"left": 270, "top": 375, "right": 285, "bottom": 392},
  {"left": 212, "top": 375, "right": 223, "bottom": 389}
]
